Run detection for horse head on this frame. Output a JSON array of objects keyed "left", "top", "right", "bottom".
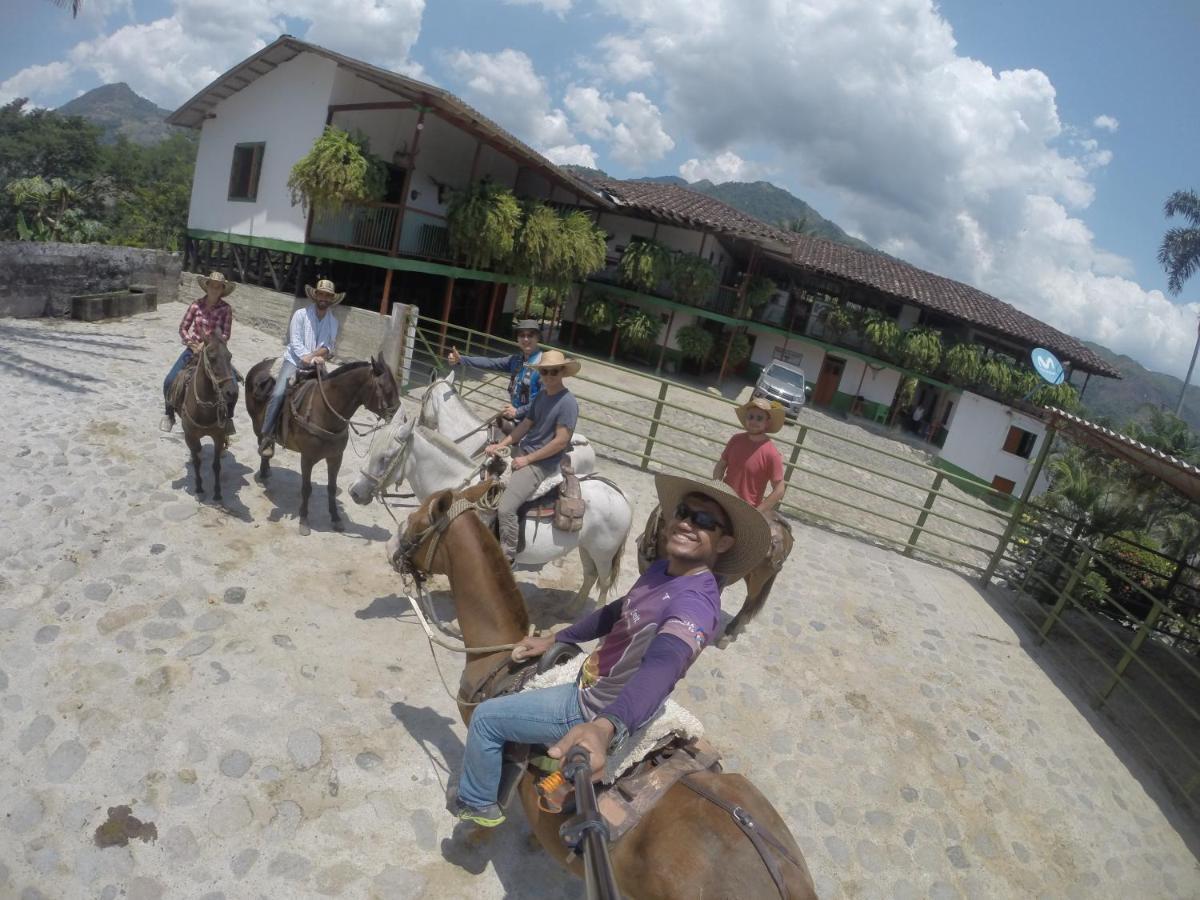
[
  {"left": 366, "top": 354, "right": 401, "bottom": 421},
  {"left": 201, "top": 333, "right": 238, "bottom": 404},
  {"left": 350, "top": 407, "right": 414, "bottom": 505},
  {"left": 386, "top": 487, "right": 459, "bottom": 577}
]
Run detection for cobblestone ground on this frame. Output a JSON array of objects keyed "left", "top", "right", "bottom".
[{"left": 1, "top": 309, "right": 1197, "bottom": 899}]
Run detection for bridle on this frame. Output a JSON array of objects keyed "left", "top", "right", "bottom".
[
  {"left": 389, "top": 494, "right": 480, "bottom": 579},
  {"left": 181, "top": 343, "right": 236, "bottom": 429}
]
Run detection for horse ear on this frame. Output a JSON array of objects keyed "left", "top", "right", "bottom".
[
  {"left": 371, "top": 354, "right": 383, "bottom": 374},
  {"left": 430, "top": 489, "right": 454, "bottom": 519}
]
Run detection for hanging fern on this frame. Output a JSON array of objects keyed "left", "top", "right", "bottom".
[
  {"left": 944, "top": 343, "right": 984, "bottom": 386},
  {"left": 557, "top": 209, "right": 608, "bottom": 284},
  {"left": 510, "top": 201, "right": 561, "bottom": 281},
  {"left": 619, "top": 238, "right": 673, "bottom": 292},
  {"left": 899, "top": 326, "right": 943, "bottom": 373},
  {"left": 981, "top": 357, "right": 1015, "bottom": 397},
  {"left": 669, "top": 254, "right": 719, "bottom": 306},
  {"left": 288, "top": 127, "right": 387, "bottom": 218},
  {"left": 743, "top": 275, "right": 777, "bottom": 310},
  {"left": 446, "top": 180, "right": 522, "bottom": 269},
  {"left": 863, "top": 312, "right": 901, "bottom": 360},
  {"left": 675, "top": 324, "right": 715, "bottom": 364},
  {"left": 819, "top": 299, "right": 855, "bottom": 339},
  {"left": 1032, "top": 381, "right": 1080, "bottom": 411},
  {"left": 618, "top": 308, "right": 661, "bottom": 349},
  {"left": 578, "top": 293, "right": 616, "bottom": 330},
  {"left": 1010, "top": 368, "right": 1040, "bottom": 403},
  {"left": 726, "top": 330, "right": 752, "bottom": 366}
]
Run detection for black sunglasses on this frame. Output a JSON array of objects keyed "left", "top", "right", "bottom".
[
  {"left": 541, "top": 367, "right": 563, "bottom": 376},
  {"left": 673, "top": 502, "right": 728, "bottom": 533}
]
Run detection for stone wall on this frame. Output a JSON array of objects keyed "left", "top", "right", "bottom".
[
  {"left": 176, "top": 272, "right": 394, "bottom": 363},
  {"left": 0, "top": 242, "right": 181, "bottom": 318}
]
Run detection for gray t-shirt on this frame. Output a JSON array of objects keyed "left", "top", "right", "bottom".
[{"left": 519, "top": 388, "right": 578, "bottom": 468}]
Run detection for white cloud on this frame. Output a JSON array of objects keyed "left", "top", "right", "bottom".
[
  {"left": 596, "top": 35, "right": 654, "bottom": 83},
  {"left": 545, "top": 143, "right": 598, "bottom": 167},
  {"left": 5, "top": 0, "right": 425, "bottom": 109},
  {"left": 600, "top": 0, "right": 1193, "bottom": 377},
  {"left": 0, "top": 62, "right": 75, "bottom": 107},
  {"left": 445, "top": 48, "right": 572, "bottom": 147},
  {"left": 562, "top": 85, "right": 674, "bottom": 166},
  {"left": 502, "top": 0, "right": 573, "bottom": 15},
  {"left": 679, "top": 151, "right": 764, "bottom": 183}
]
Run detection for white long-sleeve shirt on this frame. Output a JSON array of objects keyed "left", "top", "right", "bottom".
[{"left": 285, "top": 304, "right": 339, "bottom": 369}]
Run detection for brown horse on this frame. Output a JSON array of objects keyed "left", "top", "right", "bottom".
[
  {"left": 388, "top": 487, "right": 816, "bottom": 899},
  {"left": 171, "top": 332, "right": 238, "bottom": 502},
  {"left": 637, "top": 505, "right": 794, "bottom": 645},
  {"left": 245, "top": 355, "right": 399, "bottom": 535}
]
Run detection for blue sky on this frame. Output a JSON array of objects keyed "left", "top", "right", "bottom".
[{"left": 3, "top": 0, "right": 1198, "bottom": 376}]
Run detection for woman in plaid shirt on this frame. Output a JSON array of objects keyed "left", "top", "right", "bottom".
[{"left": 160, "top": 272, "right": 238, "bottom": 434}]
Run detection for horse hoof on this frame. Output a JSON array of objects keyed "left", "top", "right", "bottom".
[
  {"left": 298, "top": 524, "right": 311, "bottom": 536},
  {"left": 332, "top": 520, "right": 345, "bottom": 533},
  {"left": 716, "top": 634, "right": 733, "bottom": 650}
]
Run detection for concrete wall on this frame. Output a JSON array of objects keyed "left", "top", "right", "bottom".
[
  {"left": 938, "top": 390, "right": 1050, "bottom": 496},
  {"left": 188, "top": 52, "right": 337, "bottom": 242},
  {"left": 176, "top": 272, "right": 389, "bottom": 362},
  {"left": 749, "top": 331, "right": 827, "bottom": 384},
  {"left": 0, "top": 242, "right": 180, "bottom": 318},
  {"left": 839, "top": 358, "right": 902, "bottom": 406}
]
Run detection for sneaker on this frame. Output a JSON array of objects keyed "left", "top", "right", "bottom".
[
  {"left": 449, "top": 798, "right": 505, "bottom": 828},
  {"left": 159, "top": 414, "right": 175, "bottom": 433}
]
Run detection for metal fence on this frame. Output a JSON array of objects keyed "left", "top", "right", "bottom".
[{"left": 406, "top": 316, "right": 1013, "bottom": 574}]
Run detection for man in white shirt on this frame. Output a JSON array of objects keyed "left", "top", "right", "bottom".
[{"left": 258, "top": 279, "right": 342, "bottom": 458}]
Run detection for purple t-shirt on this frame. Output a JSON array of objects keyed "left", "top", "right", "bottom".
[{"left": 557, "top": 560, "right": 720, "bottom": 730}]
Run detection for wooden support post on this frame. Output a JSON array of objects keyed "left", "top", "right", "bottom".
[
  {"left": 468, "top": 138, "right": 483, "bottom": 183},
  {"left": 783, "top": 426, "right": 808, "bottom": 484},
  {"left": 263, "top": 251, "right": 281, "bottom": 291},
  {"left": 570, "top": 314, "right": 579, "bottom": 348},
  {"left": 379, "top": 268, "right": 394, "bottom": 316},
  {"left": 656, "top": 309, "right": 676, "bottom": 374},
  {"left": 1037, "top": 546, "right": 1093, "bottom": 644},
  {"left": 609, "top": 322, "right": 621, "bottom": 361},
  {"left": 394, "top": 108, "right": 426, "bottom": 254},
  {"left": 1099, "top": 599, "right": 1165, "bottom": 702},
  {"left": 640, "top": 380, "right": 670, "bottom": 470},
  {"left": 438, "top": 276, "right": 455, "bottom": 354},
  {"left": 485, "top": 282, "right": 501, "bottom": 335},
  {"left": 904, "top": 473, "right": 944, "bottom": 556},
  {"left": 982, "top": 427, "right": 1056, "bottom": 586}
]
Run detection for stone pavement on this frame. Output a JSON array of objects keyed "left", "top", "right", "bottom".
[{"left": 0, "top": 309, "right": 1197, "bottom": 899}]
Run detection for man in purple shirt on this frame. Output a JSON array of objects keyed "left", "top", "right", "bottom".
[{"left": 450, "top": 472, "right": 771, "bottom": 827}]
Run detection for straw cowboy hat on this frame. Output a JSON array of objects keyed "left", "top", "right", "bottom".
[
  {"left": 305, "top": 278, "right": 345, "bottom": 304},
  {"left": 736, "top": 397, "right": 785, "bottom": 434},
  {"left": 532, "top": 348, "right": 580, "bottom": 378},
  {"left": 654, "top": 473, "right": 771, "bottom": 578},
  {"left": 196, "top": 271, "right": 236, "bottom": 297},
  {"left": 513, "top": 319, "right": 542, "bottom": 334}
]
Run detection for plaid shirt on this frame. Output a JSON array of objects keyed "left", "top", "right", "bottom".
[{"left": 178, "top": 298, "right": 233, "bottom": 346}]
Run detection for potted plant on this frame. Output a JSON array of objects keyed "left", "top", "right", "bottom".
[
  {"left": 818, "top": 299, "right": 855, "bottom": 342},
  {"left": 619, "top": 238, "right": 673, "bottom": 293},
  {"left": 446, "top": 180, "right": 522, "bottom": 269},
  {"left": 669, "top": 254, "right": 719, "bottom": 307},
  {"left": 725, "top": 330, "right": 752, "bottom": 369},
  {"left": 578, "top": 292, "right": 616, "bottom": 331},
  {"left": 288, "top": 127, "right": 387, "bottom": 218},
  {"left": 743, "top": 274, "right": 777, "bottom": 312},
  {"left": 617, "top": 308, "right": 661, "bottom": 351},
  {"left": 675, "top": 323, "right": 715, "bottom": 372},
  {"left": 944, "top": 342, "right": 984, "bottom": 387},
  {"left": 899, "top": 326, "right": 944, "bottom": 374},
  {"left": 863, "top": 312, "right": 901, "bottom": 361}
]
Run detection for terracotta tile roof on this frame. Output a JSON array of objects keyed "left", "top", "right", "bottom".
[{"left": 585, "top": 175, "right": 1119, "bottom": 378}]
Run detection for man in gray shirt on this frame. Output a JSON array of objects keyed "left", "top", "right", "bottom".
[{"left": 484, "top": 349, "right": 580, "bottom": 563}]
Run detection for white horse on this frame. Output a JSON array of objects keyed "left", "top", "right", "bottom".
[
  {"left": 349, "top": 412, "right": 632, "bottom": 604},
  {"left": 419, "top": 370, "right": 597, "bottom": 476}
]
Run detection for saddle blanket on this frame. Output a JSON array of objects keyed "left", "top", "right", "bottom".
[
  {"left": 522, "top": 654, "right": 704, "bottom": 783},
  {"left": 267, "top": 357, "right": 344, "bottom": 382}
]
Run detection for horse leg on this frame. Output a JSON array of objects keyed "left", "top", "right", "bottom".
[
  {"left": 184, "top": 432, "right": 203, "bottom": 498},
  {"left": 572, "top": 548, "right": 599, "bottom": 612},
  {"left": 299, "top": 455, "right": 315, "bottom": 536},
  {"left": 326, "top": 454, "right": 344, "bottom": 532},
  {"left": 211, "top": 435, "right": 224, "bottom": 503},
  {"left": 718, "top": 567, "right": 778, "bottom": 649}
]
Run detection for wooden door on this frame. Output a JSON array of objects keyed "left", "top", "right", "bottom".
[{"left": 812, "top": 356, "right": 844, "bottom": 407}]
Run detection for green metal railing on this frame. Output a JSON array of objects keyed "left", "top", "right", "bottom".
[{"left": 407, "top": 316, "right": 1012, "bottom": 572}]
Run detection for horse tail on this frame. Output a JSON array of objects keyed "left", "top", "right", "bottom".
[{"left": 598, "top": 529, "right": 628, "bottom": 598}]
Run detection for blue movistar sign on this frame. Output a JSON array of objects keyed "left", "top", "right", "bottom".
[{"left": 1031, "top": 347, "right": 1065, "bottom": 385}]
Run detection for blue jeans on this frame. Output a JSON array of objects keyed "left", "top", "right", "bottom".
[
  {"left": 458, "top": 683, "right": 584, "bottom": 809},
  {"left": 163, "top": 348, "right": 194, "bottom": 412},
  {"left": 262, "top": 360, "right": 297, "bottom": 438}
]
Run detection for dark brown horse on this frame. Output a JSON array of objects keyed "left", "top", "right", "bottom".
[
  {"left": 245, "top": 355, "right": 399, "bottom": 535},
  {"left": 171, "top": 332, "right": 238, "bottom": 502},
  {"left": 387, "top": 488, "right": 816, "bottom": 899},
  {"left": 637, "top": 505, "right": 794, "bottom": 646}
]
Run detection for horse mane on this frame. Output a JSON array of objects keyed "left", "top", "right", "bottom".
[
  {"left": 455, "top": 504, "right": 531, "bottom": 635},
  {"left": 416, "top": 425, "right": 476, "bottom": 467},
  {"left": 326, "top": 360, "right": 372, "bottom": 378}
]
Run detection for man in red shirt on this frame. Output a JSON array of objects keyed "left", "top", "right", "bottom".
[{"left": 714, "top": 397, "right": 786, "bottom": 512}]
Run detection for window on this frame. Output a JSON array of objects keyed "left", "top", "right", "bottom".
[
  {"left": 1002, "top": 425, "right": 1037, "bottom": 459},
  {"left": 992, "top": 476, "right": 1016, "bottom": 495},
  {"left": 227, "top": 143, "right": 265, "bottom": 201}
]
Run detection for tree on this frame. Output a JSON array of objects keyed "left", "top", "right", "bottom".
[
  {"left": 6, "top": 176, "right": 106, "bottom": 242},
  {"left": 1158, "top": 190, "right": 1200, "bottom": 296},
  {"left": 47, "top": 0, "right": 82, "bottom": 16}
]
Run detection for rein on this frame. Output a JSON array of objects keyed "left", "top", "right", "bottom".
[{"left": 179, "top": 346, "right": 234, "bottom": 431}]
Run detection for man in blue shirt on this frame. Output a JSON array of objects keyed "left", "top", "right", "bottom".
[
  {"left": 447, "top": 319, "right": 543, "bottom": 426},
  {"left": 483, "top": 348, "right": 579, "bottom": 564},
  {"left": 258, "top": 279, "right": 342, "bottom": 458}
]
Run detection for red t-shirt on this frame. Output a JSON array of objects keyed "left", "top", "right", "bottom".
[{"left": 720, "top": 433, "right": 784, "bottom": 507}]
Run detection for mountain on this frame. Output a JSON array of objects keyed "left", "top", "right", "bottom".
[
  {"left": 1075, "top": 342, "right": 1200, "bottom": 433},
  {"left": 56, "top": 83, "right": 180, "bottom": 145},
  {"left": 636, "top": 175, "right": 878, "bottom": 253}
]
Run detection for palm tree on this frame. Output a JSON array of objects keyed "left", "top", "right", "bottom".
[
  {"left": 47, "top": 0, "right": 82, "bottom": 16},
  {"left": 1159, "top": 189, "right": 1200, "bottom": 415}
]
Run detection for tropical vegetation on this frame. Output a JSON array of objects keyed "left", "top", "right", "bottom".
[
  {"left": 618, "top": 238, "right": 672, "bottom": 292},
  {"left": 675, "top": 324, "right": 715, "bottom": 365},
  {"left": 287, "top": 127, "right": 387, "bottom": 218}
]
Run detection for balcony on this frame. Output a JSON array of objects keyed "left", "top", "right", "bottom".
[{"left": 308, "top": 203, "right": 451, "bottom": 262}]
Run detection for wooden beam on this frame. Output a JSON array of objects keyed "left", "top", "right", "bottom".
[
  {"left": 393, "top": 108, "right": 427, "bottom": 255},
  {"left": 328, "top": 101, "right": 416, "bottom": 114},
  {"left": 379, "top": 269, "right": 394, "bottom": 316},
  {"left": 656, "top": 309, "right": 676, "bottom": 374},
  {"left": 485, "top": 281, "right": 502, "bottom": 334},
  {"left": 438, "top": 277, "right": 455, "bottom": 353},
  {"left": 468, "top": 138, "right": 483, "bottom": 183}
]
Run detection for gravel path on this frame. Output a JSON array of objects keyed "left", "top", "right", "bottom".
[{"left": 0, "top": 309, "right": 1196, "bottom": 899}]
